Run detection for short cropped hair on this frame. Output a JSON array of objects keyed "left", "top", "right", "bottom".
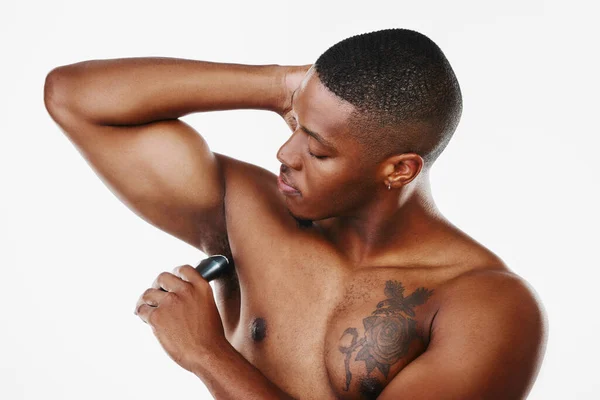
[{"left": 313, "top": 28, "right": 462, "bottom": 168}]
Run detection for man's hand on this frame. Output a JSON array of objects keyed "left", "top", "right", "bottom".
[
  {"left": 277, "top": 64, "right": 313, "bottom": 122},
  {"left": 134, "top": 265, "right": 226, "bottom": 373}
]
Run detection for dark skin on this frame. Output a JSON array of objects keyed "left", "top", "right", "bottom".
[{"left": 44, "top": 58, "right": 547, "bottom": 399}]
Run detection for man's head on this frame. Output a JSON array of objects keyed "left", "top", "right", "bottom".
[{"left": 277, "top": 28, "right": 462, "bottom": 222}]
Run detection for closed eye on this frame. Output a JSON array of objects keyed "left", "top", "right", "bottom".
[
  {"left": 308, "top": 149, "right": 327, "bottom": 159},
  {"left": 290, "top": 116, "right": 329, "bottom": 160},
  {"left": 307, "top": 137, "right": 327, "bottom": 160}
]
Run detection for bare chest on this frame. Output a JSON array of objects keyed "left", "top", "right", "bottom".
[{"left": 213, "top": 251, "right": 440, "bottom": 400}]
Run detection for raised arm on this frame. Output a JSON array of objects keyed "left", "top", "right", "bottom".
[
  {"left": 44, "top": 57, "right": 287, "bottom": 125},
  {"left": 43, "top": 58, "right": 296, "bottom": 255}
]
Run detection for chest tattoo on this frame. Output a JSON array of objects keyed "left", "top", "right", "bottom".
[{"left": 338, "top": 280, "right": 434, "bottom": 395}]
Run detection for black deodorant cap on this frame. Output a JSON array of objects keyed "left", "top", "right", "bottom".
[{"left": 195, "top": 255, "right": 230, "bottom": 282}]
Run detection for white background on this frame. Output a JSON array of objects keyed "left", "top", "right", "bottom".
[{"left": 1, "top": 0, "right": 598, "bottom": 399}]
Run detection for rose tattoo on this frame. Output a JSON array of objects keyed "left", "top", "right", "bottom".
[{"left": 338, "top": 280, "right": 433, "bottom": 391}]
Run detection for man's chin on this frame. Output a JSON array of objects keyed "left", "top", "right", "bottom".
[{"left": 286, "top": 209, "right": 314, "bottom": 228}]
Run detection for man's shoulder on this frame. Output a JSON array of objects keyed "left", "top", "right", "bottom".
[
  {"left": 434, "top": 266, "right": 548, "bottom": 345},
  {"left": 214, "top": 152, "right": 278, "bottom": 193},
  {"left": 213, "top": 152, "right": 300, "bottom": 227},
  {"left": 442, "top": 267, "right": 541, "bottom": 304}
]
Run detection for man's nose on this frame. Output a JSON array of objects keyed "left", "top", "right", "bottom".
[{"left": 276, "top": 130, "right": 303, "bottom": 170}]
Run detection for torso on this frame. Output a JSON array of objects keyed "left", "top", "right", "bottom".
[{"left": 209, "top": 154, "right": 507, "bottom": 400}]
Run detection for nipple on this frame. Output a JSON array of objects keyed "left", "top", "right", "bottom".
[
  {"left": 359, "top": 376, "right": 384, "bottom": 399},
  {"left": 250, "top": 317, "right": 267, "bottom": 342}
]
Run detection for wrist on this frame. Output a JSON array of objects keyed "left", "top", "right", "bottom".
[
  {"left": 190, "top": 338, "right": 234, "bottom": 378},
  {"left": 272, "top": 64, "right": 291, "bottom": 116}
]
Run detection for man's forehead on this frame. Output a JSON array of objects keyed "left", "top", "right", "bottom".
[{"left": 292, "top": 74, "right": 357, "bottom": 149}]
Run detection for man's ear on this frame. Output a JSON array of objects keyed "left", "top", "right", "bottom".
[{"left": 379, "top": 153, "right": 424, "bottom": 189}]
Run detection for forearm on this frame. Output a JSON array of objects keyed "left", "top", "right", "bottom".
[
  {"left": 45, "top": 57, "right": 285, "bottom": 125},
  {"left": 192, "top": 340, "right": 296, "bottom": 400}
]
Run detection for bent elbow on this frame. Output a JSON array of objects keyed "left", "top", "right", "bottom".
[{"left": 44, "top": 66, "right": 74, "bottom": 115}]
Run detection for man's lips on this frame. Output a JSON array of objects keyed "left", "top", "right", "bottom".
[
  {"left": 277, "top": 174, "right": 300, "bottom": 194},
  {"left": 280, "top": 174, "right": 298, "bottom": 189}
]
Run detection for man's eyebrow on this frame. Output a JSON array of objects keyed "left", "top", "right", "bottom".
[{"left": 290, "top": 90, "right": 336, "bottom": 149}]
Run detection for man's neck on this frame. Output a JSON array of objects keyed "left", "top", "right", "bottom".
[{"left": 317, "top": 173, "right": 450, "bottom": 268}]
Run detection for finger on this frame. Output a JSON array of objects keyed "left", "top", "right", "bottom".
[
  {"left": 151, "top": 271, "right": 187, "bottom": 292},
  {"left": 135, "top": 303, "right": 155, "bottom": 324},
  {"left": 172, "top": 264, "right": 204, "bottom": 286},
  {"left": 134, "top": 288, "right": 168, "bottom": 314}
]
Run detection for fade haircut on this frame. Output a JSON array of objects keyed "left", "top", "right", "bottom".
[{"left": 313, "top": 28, "right": 462, "bottom": 168}]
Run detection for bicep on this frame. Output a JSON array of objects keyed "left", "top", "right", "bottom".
[
  {"left": 378, "top": 273, "right": 547, "bottom": 400},
  {"left": 48, "top": 106, "right": 226, "bottom": 252}
]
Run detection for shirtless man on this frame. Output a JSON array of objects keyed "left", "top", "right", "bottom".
[{"left": 43, "top": 28, "right": 547, "bottom": 399}]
